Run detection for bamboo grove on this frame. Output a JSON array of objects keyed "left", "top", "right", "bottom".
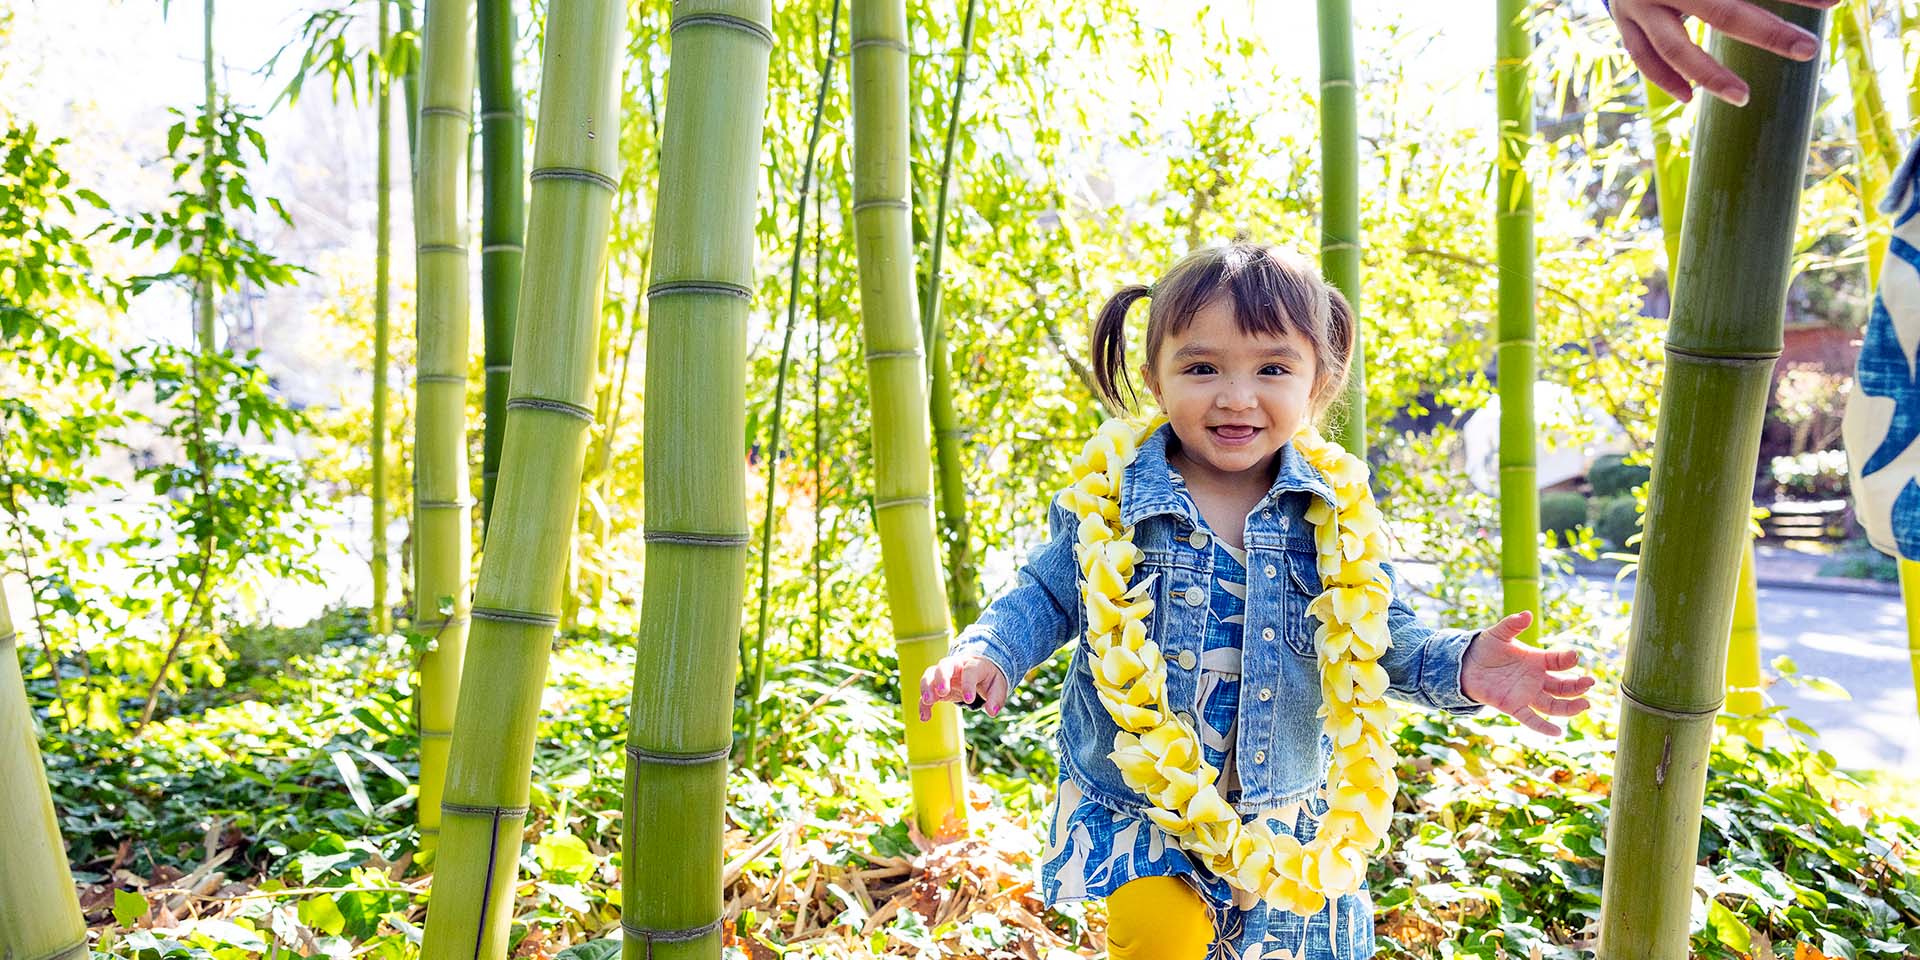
[{"left": 5, "top": 0, "right": 1916, "bottom": 956}]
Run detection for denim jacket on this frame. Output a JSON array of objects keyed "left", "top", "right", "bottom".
[{"left": 952, "top": 423, "right": 1484, "bottom": 816}]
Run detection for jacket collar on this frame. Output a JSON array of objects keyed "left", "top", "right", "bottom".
[{"left": 1118, "top": 422, "right": 1337, "bottom": 527}]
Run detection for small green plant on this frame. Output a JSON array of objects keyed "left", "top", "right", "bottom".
[
  {"left": 1540, "top": 491, "right": 1588, "bottom": 543},
  {"left": 1588, "top": 454, "right": 1651, "bottom": 497},
  {"left": 1592, "top": 493, "right": 1641, "bottom": 552},
  {"left": 1818, "top": 541, "right": 1900, "bottom": 583}
]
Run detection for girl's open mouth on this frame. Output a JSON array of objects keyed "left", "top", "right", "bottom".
[{"left": 1210, "top": 424, "right": 1259, "bottom": 445}]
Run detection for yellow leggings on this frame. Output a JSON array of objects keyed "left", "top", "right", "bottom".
[{"left": 1106, "top": 876, "right": 1215, "bottom": 959}]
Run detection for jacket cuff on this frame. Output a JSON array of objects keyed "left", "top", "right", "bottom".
[
  {"left": 1423, "top": 628, "right": 1485, "bottom": 716},
  {"left": 951, "top": 625, "right": 1021, "bottom": 693}
]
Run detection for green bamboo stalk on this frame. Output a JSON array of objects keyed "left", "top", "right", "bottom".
[
  {"left": 416, "top": 1, "right": 624, "bottom": 954},
  {"left": 1644, "top": 82, "right": 1689, "bottom": 275},
  {"left": 1904, "top": 1, "right": 1920, "bottom": 135},
  {"left": 813, "top": 144, "right": 828, "bottom": 663},
  {"left": 619, "top": 2, "right": 769, "bottom": 956},
  {"left": 1839, "top": 0, "right": 1896, "bottom": 282},
  {"left": 197, "top": 0, "right": 218, "bottom": 355},
  {"left": 372, "top": 0, "right": 393, "bottom": 637},
  {"left": 398, "top": 0, "right": 421, "bottom": 162},
  {"left": 852, "top": 0, "right": 970, "bottom": 838},
  {"left": 925, "top": 0, "right": 980, "bottom": 630},
  {"left": 409, "top": 0, "right": 475, "bottom": 854},
  {"left": 477, "top": 0, "right": 523, "bottom": 533},
  {"left": 1643, "top": 79, "right": 1763, "bottom": 725},
  {"left": 1598, "top": 7, "right": 1827, "bottom": 956},
  {"left": 0, "top": 588, "right": 87, "bottom": 960},
  {"left": 747, "top": 0, "right": 843, "bottom": 771},
  {"left": 1319, "top": 0, "right": 1365, "bottom": 456},
  {"left": 1496, "top": 0, "right": 1540, "bottom": 643}
]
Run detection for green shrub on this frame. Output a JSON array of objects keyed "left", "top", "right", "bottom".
[
  {"left": 1588, "top": 454, "right": 1651, "bottom": 497},
  {"left": 1540, "top": 491, "right": 1588, "bottom": 543},
  {"left": 1593, "top": 494, "right": 1641, "bottom": 551}
]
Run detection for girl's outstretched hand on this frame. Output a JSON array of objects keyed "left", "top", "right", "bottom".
[
  {"left": 1459, "top": 611, "right": 1596, "bottom": 737},
  {"left": 1608, "top": 0, "right": 1832, "bottom": 106},
  {"left": 918, "top": 653, "right": 1009, "bottom": 722}
]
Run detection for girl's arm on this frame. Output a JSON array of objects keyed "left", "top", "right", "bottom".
[
  {"left": 1371, "top": 560, "right": 1486, "bottom": 716},
  {"left": 945, "top": 493, "right": 1082, "bottom": 697}
]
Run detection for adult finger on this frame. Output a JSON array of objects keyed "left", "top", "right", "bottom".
[
  {"left": 1690, "top": 0, "right": 1821, "bottom": 61},
  {"left": 1643, "top": 12, "right": 1749, "bottom": 105},
  {"left": 1621, "top": 19, "right": 1694, "bottom": 103}
]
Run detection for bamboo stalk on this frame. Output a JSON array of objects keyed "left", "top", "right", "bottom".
[
  {"left": 1838, "top": 0, "right": 1896, "bottom": 282},
  {"left": 477, "top": 0, "right": 523, "bottom": 533},
  {"left": 618, "top": 2, "right": 769, "bottom": 957},
  {"left": 1644, "top": 79, "right": 1764, "bottom": 727},
  {"left": 748, "top": 0, "right": 844, "bottom": 770},
  {"left": 409, "top": 0, "right": 475, "bottom": 854},
  {"left": 813, "top": 140, "right": 828, "bottom": 663},
  {"left": 398, "top": 0, "right": 421, "bottom": 162},
  {"left": 372, "top": 0, "right": 393, "bottom": 636},
  {"left": 1497, "top": 0, "right": 1540, "bottom": 642},
  {"left": 852, "top": 0, "right": 969, "bottom": 838},
  {"left": 1319, "top": 0, "right": 1365, "bottom": 456},
  {"left": 415, "top": 2, "right": 624, "bottom": 956},
  {"left": 0, "top": 588, "right": 87, "bottom": 960},
  {"left": 925, "top": 0, "right": 981, "bottom": 630},
  {"left": 1598, "top": 8, "right": 1827, "bottom": 956}
]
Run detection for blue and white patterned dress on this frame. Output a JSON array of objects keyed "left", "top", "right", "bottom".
[{"left": 1037, "top": 470, "right": 1375, "bottom": 960}]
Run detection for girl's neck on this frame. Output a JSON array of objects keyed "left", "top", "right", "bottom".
[{"left": 1166, "top": 440, "right": 1280, "bottom": 549}]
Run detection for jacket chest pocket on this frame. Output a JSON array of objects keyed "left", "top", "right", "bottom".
[{"left": 1280, "top": 547, "right": 1324, "bottom": 659}]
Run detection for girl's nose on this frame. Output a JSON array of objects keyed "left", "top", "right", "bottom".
[{"left": 1216, "top": 382, "right": 1255, "bottom": 409}]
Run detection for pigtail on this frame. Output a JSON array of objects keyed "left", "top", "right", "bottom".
[
  {"left": 1315, "top": 284, "right": 1358, "bottom": 417},
  {"left": 1091, "top": 284, "right": 1152, "bottom": 412}
]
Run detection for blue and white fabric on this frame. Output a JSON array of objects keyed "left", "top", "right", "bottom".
[{"left": 1845, "top": 137, "right": 1920, "bottom": 559}]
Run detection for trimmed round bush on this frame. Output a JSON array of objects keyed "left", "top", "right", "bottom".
[
  {"left": 1541, "top": 491, "right": 1588, "bottom": 543},
  {"left": 1589, "top": 454, "right": 1651, "bottom": 498},
  {"left": 1593, "top": 494, "right": 1641, "bottom": 551}
]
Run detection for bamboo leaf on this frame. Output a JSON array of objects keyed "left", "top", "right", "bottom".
[{"left": 329, "top": 750, "right": 374, "bottom": 817}]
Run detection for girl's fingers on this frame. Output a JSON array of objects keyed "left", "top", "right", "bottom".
[
  {"left": 1642, "top": 12, "right": 1749, "bottom": 105},
  {"left": 1621, "top": 19, "right": 1694, "bottom": 102},
  {"left": 983, "top": 668, "right": 1009, "bottom": 716},
  {"left": 1542, "top": 673, "right": 1595, "bottom": 697},
  {"left": 1685, "top": 0, "right": 1820, "bottom": 61},
  {"left": 1515, "top": 706, "right": 1563, "bottom": 737},
  {"left": 1533, "top": 694, "right": 1593, "bottom": 718},
  {"left": 1482, "top": 610, "right": 1534, "bottom": 644}
]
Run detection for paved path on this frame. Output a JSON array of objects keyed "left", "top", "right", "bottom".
[{"left": 1582, "top": 577, "right": 1916, "bottom": 775}]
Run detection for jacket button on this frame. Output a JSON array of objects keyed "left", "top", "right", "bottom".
[
  {"left": 1264, "top": 564, "right": 1278, "bottom": 579},
  {"left": 1259, "top": 688, "right": 1273, "bottom": 701},
  {"left": 1177, "top": 650, "right": 1197, "bottom": 670},
  {"left": 1262, "top": 627, "right": 1275, "bottom": 641},
  {"left": 1253, "top": 750, "right": 1267, "bottom": 764},
  {"left": 1184, "top": 585, "right": 1205, "bottom": 606},
  {"left": 1188, "top": 530, "right": 1210, "bottom": 549}
]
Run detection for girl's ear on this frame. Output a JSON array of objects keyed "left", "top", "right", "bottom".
[{"left": 1139, "top": 360, "right": 1162, "bottom": 409}]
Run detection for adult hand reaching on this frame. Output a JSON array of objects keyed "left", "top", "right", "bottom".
[
  {"left": 1608, "top": 0, "right": 1834, "bottom": 106},
  {"left": 1459, "top": 611, "right": 1597, "bottom": 736}
]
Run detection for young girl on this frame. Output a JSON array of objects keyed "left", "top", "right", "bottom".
[{"left": 919, "top": 244, "right": 1595, "bottom": 959}]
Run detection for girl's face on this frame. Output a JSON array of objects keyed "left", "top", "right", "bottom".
[{"left": 1142, "top": 296, "right": 1321, "bottom": 485}]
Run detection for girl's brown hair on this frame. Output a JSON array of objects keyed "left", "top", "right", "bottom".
[{"left": 1091, "top": 242, "right": 1355, "bottom": 420}]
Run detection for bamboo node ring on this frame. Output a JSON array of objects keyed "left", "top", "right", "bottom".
[
  {"left": 623, "top": 918, "right": 723, "bottom": 959},
  {"left": 671, "top": 13, "right": 774, "bottom": 47},
  {"left": 851, "top": 198, "right": 910, "bottom": 212},
  {"left": 644, "top": 530, "right": 751, "bottom": 546},
  {"left": 472, "top": 606, "right": 562, "bottom": 628},
  {"left": 438, "top": 801, "right": 530, "bottom": 817},
  {"left": 873, "top": 495, "right": 933, "bottom": 511},
  {"left": 529, "top": 166, "right": 620, "bottom": 192},
  {"left": 507, "top": 396, "right": 596, "bottom": 423},
  {"left": 625, "top": 743, "right": 731, "bottom": 766},
  {"left": 851, "top": 38, "right": 911, "bottom": 54},
  {"left": 420, "top": 106, "right": 471, "bottom": 120},
  {"left": 418, "top": 243, "right": 467, "bottom": 254},
  {"left": 415, "top": 374, "right": 469, "bottom": 384},
  {"left": 648, "top": 279, "right": 753, "bottom": 302},
  {"left": 864, "top": 349, "right": 923, "bottom": 361}
]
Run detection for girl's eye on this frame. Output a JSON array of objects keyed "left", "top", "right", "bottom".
[
  {"left": 1261, "top": 364, "right": 1289, "bottom": 376},
  {"left": 1185, "top": 364, "right": 1216, "bottom": 376}
]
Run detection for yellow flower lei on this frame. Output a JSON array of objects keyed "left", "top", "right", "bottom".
[{"left": 1059, "top": 417, "right": 1399, "bottom": 916}]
